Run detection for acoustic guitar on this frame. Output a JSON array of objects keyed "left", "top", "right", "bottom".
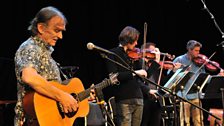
[{"left": 23, "top": 73, "right": 119, "bottom": 126}]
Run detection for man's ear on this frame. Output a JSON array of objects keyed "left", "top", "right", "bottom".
[{"left": 37, "top": 23, "right": 46, "bottom": 34}]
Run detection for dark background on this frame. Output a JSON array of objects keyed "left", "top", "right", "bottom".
[{"left": 0, "top": 0, "right": 224, "bottom": 125}]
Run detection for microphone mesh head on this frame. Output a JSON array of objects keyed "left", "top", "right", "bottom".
[{"left": 87, "top": 42, "right": 94, "bottom": 50}]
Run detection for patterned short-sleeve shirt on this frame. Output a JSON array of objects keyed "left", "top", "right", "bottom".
[{"left": 14, "top": 36, "right": 62, "bottom": 125}]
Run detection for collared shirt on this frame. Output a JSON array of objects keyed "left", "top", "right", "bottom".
[
  {"left": 14, "top": 36, "right": 61, "bottom": 125},
  {"left": 173, "top": 54, "right": 205, "bottom": 74},
  {"left": 172, "top": 53, "right": 205, "bottom": 100}
]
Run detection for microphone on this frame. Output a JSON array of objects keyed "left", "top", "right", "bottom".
[{"left": 87, "top": 42, "right": 115, "bottom": 55}]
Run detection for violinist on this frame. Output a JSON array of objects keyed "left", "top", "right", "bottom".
[
  {"left": 167, "top": 40, "right": 205, "bottom": 126},
  {"left": 140, "top": 42, "right": 163, "bottom": 126},
  {"left": 143, "top": 43, "right": 160, "bottom": 63},
  {"left": 105, "top": 26, "right": 151, "bottom": 126}
]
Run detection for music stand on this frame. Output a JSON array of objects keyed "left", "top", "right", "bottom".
[
  {"left": 172, "top": 72, "right": 213, "bottom": 126},
  {"left": 181, "top": 73, "right": 211, "bottom": 99},
  {"left": 174, "top": 71, "right": 194, "bottom": 98},
  {"left": 160, "top": 66, "right": 194, "bottom": 97},
  {"left": 203, "top": 75, "right": 224, "bottom": 99},
  {"left": 196, "top": 73, "right": 211, "bottom": 98},
  {"left": 159, "top": 66, "right": 194, "bottom": 125},
  {"left": 162, "top": 68, "right": 185, "bottom": 92},
  {"left": 203, "top": 75, "right": 224, "bottom": 125}
]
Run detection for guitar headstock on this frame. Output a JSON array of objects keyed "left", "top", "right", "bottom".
[{"left": 109, "top": 72, "right": 119, "bottom": 85}]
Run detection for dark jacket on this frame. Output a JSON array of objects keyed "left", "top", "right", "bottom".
[{"left": 105, "top": 46, "right": 150, "bottom": 102}]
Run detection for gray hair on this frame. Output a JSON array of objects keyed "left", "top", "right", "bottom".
[
  {"left": 28, "top": 6, "right": 67, "bottom": 36},
  {"left": 186, "top": 40, "right": 202, "bottom": 50}
]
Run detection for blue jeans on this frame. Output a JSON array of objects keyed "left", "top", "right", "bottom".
[{"left": 116, "top": 103, "right": 143, "bottom": 126}]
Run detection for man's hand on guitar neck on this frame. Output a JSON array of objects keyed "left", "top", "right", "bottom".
[{"left": 88, "top": 84, "right": 96, "bottom": 102}]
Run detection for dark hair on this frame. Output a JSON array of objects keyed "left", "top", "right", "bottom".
[
  {"left": 119, "top": 26, "right": 140, "bottom": 46},
  {"left": 186, "top": 40, "right": 202, "bottom": 50},
  {"left": 28, "top": 6, "right": 67, "bottom": 36},
  {"left": 141, "top": 42, "right": 156, "bottom": 50}
]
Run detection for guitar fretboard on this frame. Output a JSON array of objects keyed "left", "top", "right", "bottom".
[{"left": 77, "top": 79, "right": 111, "bottom": 101}]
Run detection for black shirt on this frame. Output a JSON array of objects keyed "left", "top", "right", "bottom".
[{"left": 105, "top": 46, "right": 150, "bottom": 102}]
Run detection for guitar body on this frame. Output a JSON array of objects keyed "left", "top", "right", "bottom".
[{"left": 23, "top": 78, "right": 89, "bottom": 126}]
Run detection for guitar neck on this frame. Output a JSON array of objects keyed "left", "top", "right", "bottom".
[{"left": 77, "top": 79, "right": 111, "bottom": 102}]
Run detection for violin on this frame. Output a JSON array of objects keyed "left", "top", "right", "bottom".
[
  {"left": 127, "top": 48, "right": 157, "bottom": 61},
  {"left": 193, "top": 54, "right": 221, "bottom": 72},
  {"left": 159, "top": 61, "right": 175, "bottom": 70},
  {"left": 127, "top": 48, "right": 176, "bottom": 70},
  {"left": 144, "top": 49, "right": 176, "bottom": 69},
  {"left": 144, "top": 49, "right": 157, "bottom": 60},
  {"left": 127, "top": 48, "right": 142, "bottom": 61}
]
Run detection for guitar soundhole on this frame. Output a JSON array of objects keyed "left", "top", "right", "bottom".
[
  {"left": 56, "top": 93, "right": 78, "bottom": 118},
  {"left": 65, "top": 111, "right": 77, "bottom": 118},
  {"left": 65, "top": 93, "right": 78, "bottom": 118},
  {"left": 56, "top": 102, "right": 77, "bottom": 118}
]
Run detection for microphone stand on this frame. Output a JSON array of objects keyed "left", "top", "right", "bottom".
[
  {"left": 167, "top": 90, "right": 178, "bottom": 126},
  {"left": 95, "top": 88, "right": 115, "bottom": 126},
  {"left": 99, "top": 52, "right": 222, "bottom": 125},
  {"left": 199, "top": 2, "right": 224, "bottom": 122},
  {"left": 200, "top": 0, "right": 224, "bottom": 46}
]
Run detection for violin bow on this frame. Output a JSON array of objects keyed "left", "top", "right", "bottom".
[{"left": 142, "top": 22, "right": 147, "bottom": 69}]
